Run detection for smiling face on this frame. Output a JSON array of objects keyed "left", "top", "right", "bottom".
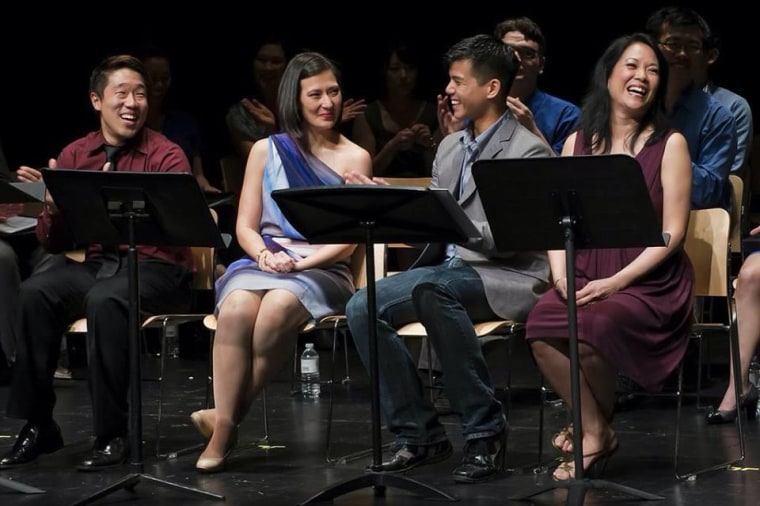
[
  {"left": 385, "top": 51, "right": 418, "bottom": 97},
  {"left": 501, "top": 30, "right": 543, "bottom": 89},
  {"left": 656, "top": 22, "right": 704, "bottom": 91},
  {"left": 444, "top": 59, "right": 494, "bottom": 122},
  {"left": 90, "top": 68, "right": 148, "bottom": 145},
  {"left": 607, "top": 41, "right": 661, "bottom": 119},
  {"left": 253, "top": 43, "right": 288, "bottom": 93},
  {"left": 299, "top": 69, "right": 342, "bottom": 131}
]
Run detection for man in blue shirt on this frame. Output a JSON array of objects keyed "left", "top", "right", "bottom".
[
  {"left": 646, "top": 6, "right": 737, "bottom": 211},
  {"left": 690, "top": 14, "right": 753, "bottom": 179},
  {"left": 494, "top": 16, "right": 580, "bottom": 155}
]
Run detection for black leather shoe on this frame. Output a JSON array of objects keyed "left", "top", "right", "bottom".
[
  {"left": 77, "top": 437, "right": 129, "bottom": 471},
  {"left": 452, "top": 431, "right": 506, "bottom": 483},
  {"left": 0, "top": 421, "right": 64, "bottom": 469},
  {"left": 370, "top": 439, "right": 453, "bottom": 473}
]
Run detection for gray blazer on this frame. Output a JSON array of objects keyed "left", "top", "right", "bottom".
[{"left": 432, "top": 116, "right": 553, "bottom": 320}]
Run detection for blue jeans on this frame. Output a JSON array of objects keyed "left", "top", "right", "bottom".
[{"left": 346, "top": 258, "right": 505, "bottom": 446}]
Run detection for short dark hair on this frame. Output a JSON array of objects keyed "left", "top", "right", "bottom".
[
  {"left": 444, "top": 34, "right": 517, "bottom": 101},
  {"left": 89, "top": 54, "right": 147, "bottom": 98},
  {"left": 493, "top": 16, "right": 546, "bottom": 55},
  {"left": 277, "top": 52, "right": 343, "bottom": 142},
  {"left": 644, "top": 6, "right": 716, "bottom": 49}
]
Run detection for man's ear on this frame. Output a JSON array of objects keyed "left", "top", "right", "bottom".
[
  {"left": 706, "top": 47, "right": 719, "bottom": 66},
  {"left": 90, "top": 91, "right": 102, "bottom": 112}
]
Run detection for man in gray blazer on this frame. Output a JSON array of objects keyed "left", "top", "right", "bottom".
[{"left": 345, "top": 34, "right": 552, "bottom": 483}]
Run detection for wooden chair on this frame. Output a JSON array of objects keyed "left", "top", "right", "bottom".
[
  {"left": 219, "top": 153, "right": 245, "bottom": 200},
  {"left": 66, "top": 208, "right": 220, "bottom": 458},
  {"left": 676, "top": 207, "right": 745, "bottom": 479},
  {"left": 382, "top": 177, "right": 432, "bottom": 275},
  {"left": 729, "top": 174, "right": 744, "bottom": 260}
]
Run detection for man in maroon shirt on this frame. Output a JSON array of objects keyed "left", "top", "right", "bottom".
[{"left": 0, "top": 54, "right": 193, "bottom": 471}]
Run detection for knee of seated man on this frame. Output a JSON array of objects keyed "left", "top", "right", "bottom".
[{"left": 346, "top": 290, "right": 368, "bottom": 324}]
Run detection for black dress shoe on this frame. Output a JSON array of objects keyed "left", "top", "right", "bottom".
[
  {"left": 452, "top": 431, "right": 506, "bottom": 483},
  {"left": 0, "top": 421, "right": 64, "bottom": 469},
  {"left": 370, "top": 439, "right": 453, "bottom": 473},
  {"left": 77, "top": 437, "right": 129, "bottom": 471}
]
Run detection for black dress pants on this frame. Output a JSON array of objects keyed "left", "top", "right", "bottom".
[{"left": 6, "top": 256, "right": 191, "bottom": 440}]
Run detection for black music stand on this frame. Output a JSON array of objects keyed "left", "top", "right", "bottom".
[
  {"left": 472, "top": 155, "right": 667, "bottom": 505},
  {"left": 272, "top": 184, "right": 481, "bottom": 505},
  {"left": 0, "top": 181, "right": 46, "bottom": 495},
  {"left": 0, "top": 181, "right": 46, "bottom": 204},
  {"left": 41, "top": 169, "right": 226, "bottom": 505}
]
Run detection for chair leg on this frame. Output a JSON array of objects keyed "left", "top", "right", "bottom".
[
  {"left": 341, "top": 325, "right": 351, "bottom": 385},
  {"left": 155, "top": 322, "right": 168, "bottom": 458},
  {"left": 675, "top": 323, "right": 746, "bottom": 479},
  {"left": 205, "top": 328, "right": 214, "bottom": 408},
  {"left": 538, "top": 377, "right": 547, "bottom": 470},
  {"left": 674, "top": 360, "right": 685, "bottom": 478},
  {"left": 260, "top": 388, "right": 270, "bottom": 443},
  {"left": 325, "top": 327, "right": 340, "bottom": 463},
  {"left": 290, "top": 342, "right": 300, "bottom": 395},
  {"left": 426, "top": 338, "right": 435, "bottom": 403}
]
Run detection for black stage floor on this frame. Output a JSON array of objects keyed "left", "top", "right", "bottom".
[{"left": 1, "top": 331, "right": 758, "bottom": 506}]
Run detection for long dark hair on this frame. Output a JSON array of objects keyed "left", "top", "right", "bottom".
[
  {"left": 579, "top": 33, "right": 669, "bottom": 154},
  {"left": 277, "top": 52, "right": 343, "bottom": 150}
]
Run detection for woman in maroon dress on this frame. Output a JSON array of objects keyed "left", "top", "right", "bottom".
[{"left": 525, "top": 33, "right": 694, "bottom": 481}]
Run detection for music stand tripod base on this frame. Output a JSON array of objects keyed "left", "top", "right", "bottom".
[{"left": 0, "top": 477, "right": 45, "bottom": 494}]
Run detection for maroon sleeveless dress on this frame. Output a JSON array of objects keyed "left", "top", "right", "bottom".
[{"left": 525, "top": 131, "right": 694, "bottom": 391}]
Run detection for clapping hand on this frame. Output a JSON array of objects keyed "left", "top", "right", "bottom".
[
  {"left": 394, "top": 128, "right": 417, "bottom": 151},
  {"left": 242, "top": 98, "right": 276, "bottom": 127},
  {"left": 506, "top": 96, "right": 538, "bottom": 132},
  {"left": 16, "top": 165, "right": 46, "bottom": 183},
  {"left": 344, "top": 171, "right": 388, "bottom": 186},
  {"left": 410, "top": 124, "right": 435, "bottom": 149},
  {"left": 341, "top": 98, "right": 367, "bottom": 123}
]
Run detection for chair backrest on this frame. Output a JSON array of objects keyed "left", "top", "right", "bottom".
[
  {"left": 219, "top": 153, "right": 245, "bottom": 198},
  {"left": 380, "top": 177, "right": 433, "bottom": 277},
  {"left": 348, "top": 244, "right": 385, "bottom": 290},
  {"left": 729, "top": 174, "right": 744, "bottom": 254},
  {"left": 383, "top": 176, "right": 433, "bottom": 188},
  {"left": 190, "top": 208, "right": 219, "bottom": 291},
  {"left": 683, "top": 207, "right": 731, "bottom": 298}
]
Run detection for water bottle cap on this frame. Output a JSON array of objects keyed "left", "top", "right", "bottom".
[{"left": 305, "top": 343, "right": 314, "bottom": 348}]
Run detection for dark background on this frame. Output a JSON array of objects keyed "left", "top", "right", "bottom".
[{"left": 1, "top": 3, "right": 755, "bottom": 184}]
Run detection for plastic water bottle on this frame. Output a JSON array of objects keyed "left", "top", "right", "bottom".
[
  {"left": 300, "top": 343, "right": 321, "bottom": 399},
  {"left": 165, "top": 325, "right": 180, "bottom": 359}
]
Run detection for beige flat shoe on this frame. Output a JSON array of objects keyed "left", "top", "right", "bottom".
[
  {"left": 190, "top": 409, "right": 215, "bottom": 440},
  {"left": 195, "top": 452, "right": 228, "bottom": 474}
]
